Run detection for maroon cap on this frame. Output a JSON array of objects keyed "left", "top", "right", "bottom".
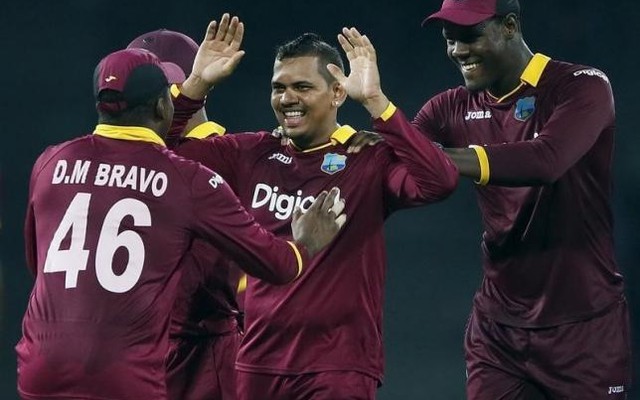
[
  {"left": 127, "top": 29, "right": 199, "bottom": 77},
  {"left": 94, "top": 48, "right": 184, "bottom": 113},
  {"left": 423, "top": 0, "right": 520, "bottom": 27}
]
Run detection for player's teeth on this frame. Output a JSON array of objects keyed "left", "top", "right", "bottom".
[{"left": 284, "top": 111, "right": 303, "bottom": 117}]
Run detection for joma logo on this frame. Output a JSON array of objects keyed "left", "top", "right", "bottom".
[{"left": 464, "top": 110, "right": 492, "bottom": 120}]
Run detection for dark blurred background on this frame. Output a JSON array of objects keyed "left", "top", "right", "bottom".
[{"left": 1, "top": 1, "right": 638, "bottom": 399}]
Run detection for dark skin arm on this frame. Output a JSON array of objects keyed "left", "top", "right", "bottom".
[{"left": 442, "top": 147, "right": 481, "bottom": 180}]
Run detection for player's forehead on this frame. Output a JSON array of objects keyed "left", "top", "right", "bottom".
[{"left": 271, "top": 56, "right": 324, "bottom": 85}]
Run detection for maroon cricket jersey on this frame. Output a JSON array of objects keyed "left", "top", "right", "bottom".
[
  {"left": 175, "top": 112, "right": 458, "bottom": 382},
  {"left": 168, "top": 122, "right": 244, "bottom": 340},
  {"left": 375, "top": 54, "right": 624, "bottom": 328},
  {"left": 17, "top": 125, "right": 307, "bottom": 400}
]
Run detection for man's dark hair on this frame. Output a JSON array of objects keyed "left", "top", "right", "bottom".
[
  {"left": 96, "top": 89, "right": 162, "bottom": 123},
  {"left": 275, "top": 33, "right": 344, "bottom": 83}
]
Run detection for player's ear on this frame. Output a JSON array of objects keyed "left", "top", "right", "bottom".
[
  {"left": 332, "top": 81, "right": 347, "bottom": 108},
  {"left": 154, "top": 91, "right": 173, "bottom": 121},
  {"left": 502, "top": 13, "right": 519, "bottom": 38}
]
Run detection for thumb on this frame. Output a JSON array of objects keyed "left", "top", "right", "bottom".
[
  {"left": 292, "top": 206, "right": 302, "bottom": 223},
  {"left": 327, "top": 64, "right": 346, "bottom": 83}
]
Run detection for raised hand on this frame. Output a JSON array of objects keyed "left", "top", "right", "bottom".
[
  {"left": 291, "top": 187, "right": 346, "bottom": 257},
  {"left": 182, "top": 13, "right": 246, "bottom": 99},
  {"left": 327, "top": 27, "right": 390, "bottom": 118}
]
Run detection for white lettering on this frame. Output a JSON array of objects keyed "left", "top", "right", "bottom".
[
  {"left": 52, "top": 160, "right": 67, "bottom": 184},
  {"left": 464, "top": 110, "right": 492, "bottom": 120},
  {"left": 251, "top": 183, "right": 317, "bottom": 220},
  {"left": 608, "top": 385, "right": 624, "bottom": 394},
  {"left": 70, "top": 160, "right": 91, "bottom": 184},
  {"left": 151, "top": 173, "right": 168, "bottom": 197},
  {"left": 108, "top": 165, "right": 126, "bottom": 188},
  {"left": 573, "top": 68, "right": 609, "bottom": 83},
  {"left": 268, "top": 152, "right": 293, "bottom": 164},
  {"left": 93, "top": 163, "right": 167, "bottom": 197},
  {"left": 208, "top": 173, "right": 224, "bottom": 188},
  {"left": 94, "top": 163, "right": 111, "bottom": 186}
]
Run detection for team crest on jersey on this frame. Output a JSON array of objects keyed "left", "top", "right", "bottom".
[
  {"left": 514, "top": 96, "right": 536, "bottom": 121},
  {"left": 321, "top": 153, "right": 347, "bottom": 175}
]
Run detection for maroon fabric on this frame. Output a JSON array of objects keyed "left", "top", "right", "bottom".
[
  {"left": 166, "top": 332, "right": 241, "bottom": 400},
  {"left": 236, "top": 370, "right": 377, "bottom": 400},
  {"left": 17, "top": 132, "right": 305, "bottom": 400},
  {"left": 375, "top": 59, "right": 625, "bottom": 329},
  {"left": 175, "top": 112, "right": 457, "bottom": 383},
  {"left": 423, "top": 0, "right": 518, "bottom": 26},
  {"left": 127, "top": 29, "right": 199, "bottom": 76},
  {"left": 465, "top": 300, "right": 632, "bottom": 399}
]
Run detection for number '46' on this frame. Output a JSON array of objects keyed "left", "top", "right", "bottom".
[{"left": 43, "top": 192, "right": 151, "bottom": 293}]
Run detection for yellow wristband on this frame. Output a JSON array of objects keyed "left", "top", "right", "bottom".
[
  {"left": 468, "top": 145, "right": 490, "bottom": 185},
  {"left": 379, "top": 102, "right": 397, "bottom": 121},
  {"left": 287, "top": 241, "right": 304, "bottom": 279}
]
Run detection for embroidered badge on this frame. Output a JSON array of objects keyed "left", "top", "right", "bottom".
[
  {"left": 321, "top": 153, "right": 347, "bottom": 175},
  {"left": 514, "top": 96, "right": 536, "bottom": 121}
]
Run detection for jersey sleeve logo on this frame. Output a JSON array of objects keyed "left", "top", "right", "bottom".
[
  {"left": 514, "top": 96, "right": 536, "bottom": 121},
  {"left": 208, "top": 172, "right": 224, "bottom": 188},
  {"left": 321, "top": 153, "right": 347, "bottom": 175}
]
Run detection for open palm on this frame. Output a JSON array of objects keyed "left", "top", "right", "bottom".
[{"left": 191, "top": 13, "right": 246, "bottom": 86}]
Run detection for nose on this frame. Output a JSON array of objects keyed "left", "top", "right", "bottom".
[
  {"left": 279, "top": 88, "right": 299, "bottom": 106},
  {"left": 450, "top": 41, "right": 470, "bottom": 58}
]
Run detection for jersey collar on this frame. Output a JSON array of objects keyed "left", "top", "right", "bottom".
[
  {"left": 489, "top": 53, "right": 551, "bottom": 103},
  {"left": 93, "top": 124, "right": 166, "bottom": 147},
  {"left": 291, "top": 125, "right": 357, "bottom": 153}
]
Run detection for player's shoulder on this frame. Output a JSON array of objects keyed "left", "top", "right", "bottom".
[
  {"left": 33, "top": 134, "right": 93, "bottom": 173},
  {"left": 204, "top": 129, "right": 279, "bottom": 147},
  {"left": 544, "top": 59, "right": 611, "bottom": 87}
]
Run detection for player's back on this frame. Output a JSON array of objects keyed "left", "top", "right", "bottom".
[{"left": 18, "top": 133, "right": 202, "bottom": 400}]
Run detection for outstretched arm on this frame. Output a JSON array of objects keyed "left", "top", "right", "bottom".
[{"left": 170, "top": 13, "right": 244, "bottom": 145}]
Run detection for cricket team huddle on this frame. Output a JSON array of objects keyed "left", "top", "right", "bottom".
[{"left": 17, "top": 0, "right": 631, "bottom": 399}]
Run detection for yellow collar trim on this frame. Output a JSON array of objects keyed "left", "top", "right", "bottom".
[
  {"left": 93, "top": 124, "right": 166, "bottom": 147},
  {"left": 292, "top": 125, "right": 357, "bottom": 153},
  {"left": 521, "top": 53, "right": 551, "bottom": 87},
  {"left": 185, "top": 121, "right": 226, "bottom": 139},
  {"left": 490, "top": 53, "right": 551, "bottom": 103}
]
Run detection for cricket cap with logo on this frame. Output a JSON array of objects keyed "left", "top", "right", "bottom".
[
  {"left": 422, "top": 0, "right": 520, "bottom": 27},
  {"left": 126, "top": 29, "right": 199, "bottom": 77},
  {"left": 93, "top": 48, "right": 185, "bottom": 114}
]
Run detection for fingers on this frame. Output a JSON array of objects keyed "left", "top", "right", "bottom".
[
  {"left": 230, "top": 21, "right": 245, "bottom": 50},
  {"left": 326, "top": 64, "right": 346, "bottom": 83},
  {"left": 306, "top": 191, "right": 328, "bottom": 214},
  {"left": 222, "top": 50, "right": 246, "bottom": 73},
  {"left": 204, "top": 20, "right": 217, "bottom": 42},
  {"left": 292, "top": 206, "right": 302, "bottom": 223},
  {"left": 331, "top": 194, "right": 345, "bottom": 216},
  {"left": 322, "top": 187, "right": 340, "bottom": 213},
  {"left": 335, "top": 214, "right": 347, "bottom": 230},
  {"left": 347, "top": 131, "right": 384, "bottom": 153},
  {"left": 214, "top": 13, "right": 231, "bottom": 41}
]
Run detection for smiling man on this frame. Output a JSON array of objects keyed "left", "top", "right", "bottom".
[
  {"left": 332, "top": 0, "right": 632, "bottom": 398},
  {"left": 172, "top": 33, "right": 458, "bottom": 399}
]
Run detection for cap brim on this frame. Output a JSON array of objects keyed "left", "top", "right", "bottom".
[
  {"left": 422, "top": 9, "right": 495, "bottom": 27},
  {"left": 160, "top": 62, "right": 186, "bottom": 84}
]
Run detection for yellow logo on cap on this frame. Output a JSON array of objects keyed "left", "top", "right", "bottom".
[{"left": 105, "top": 76, "right": 118, "bottom": 82}]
